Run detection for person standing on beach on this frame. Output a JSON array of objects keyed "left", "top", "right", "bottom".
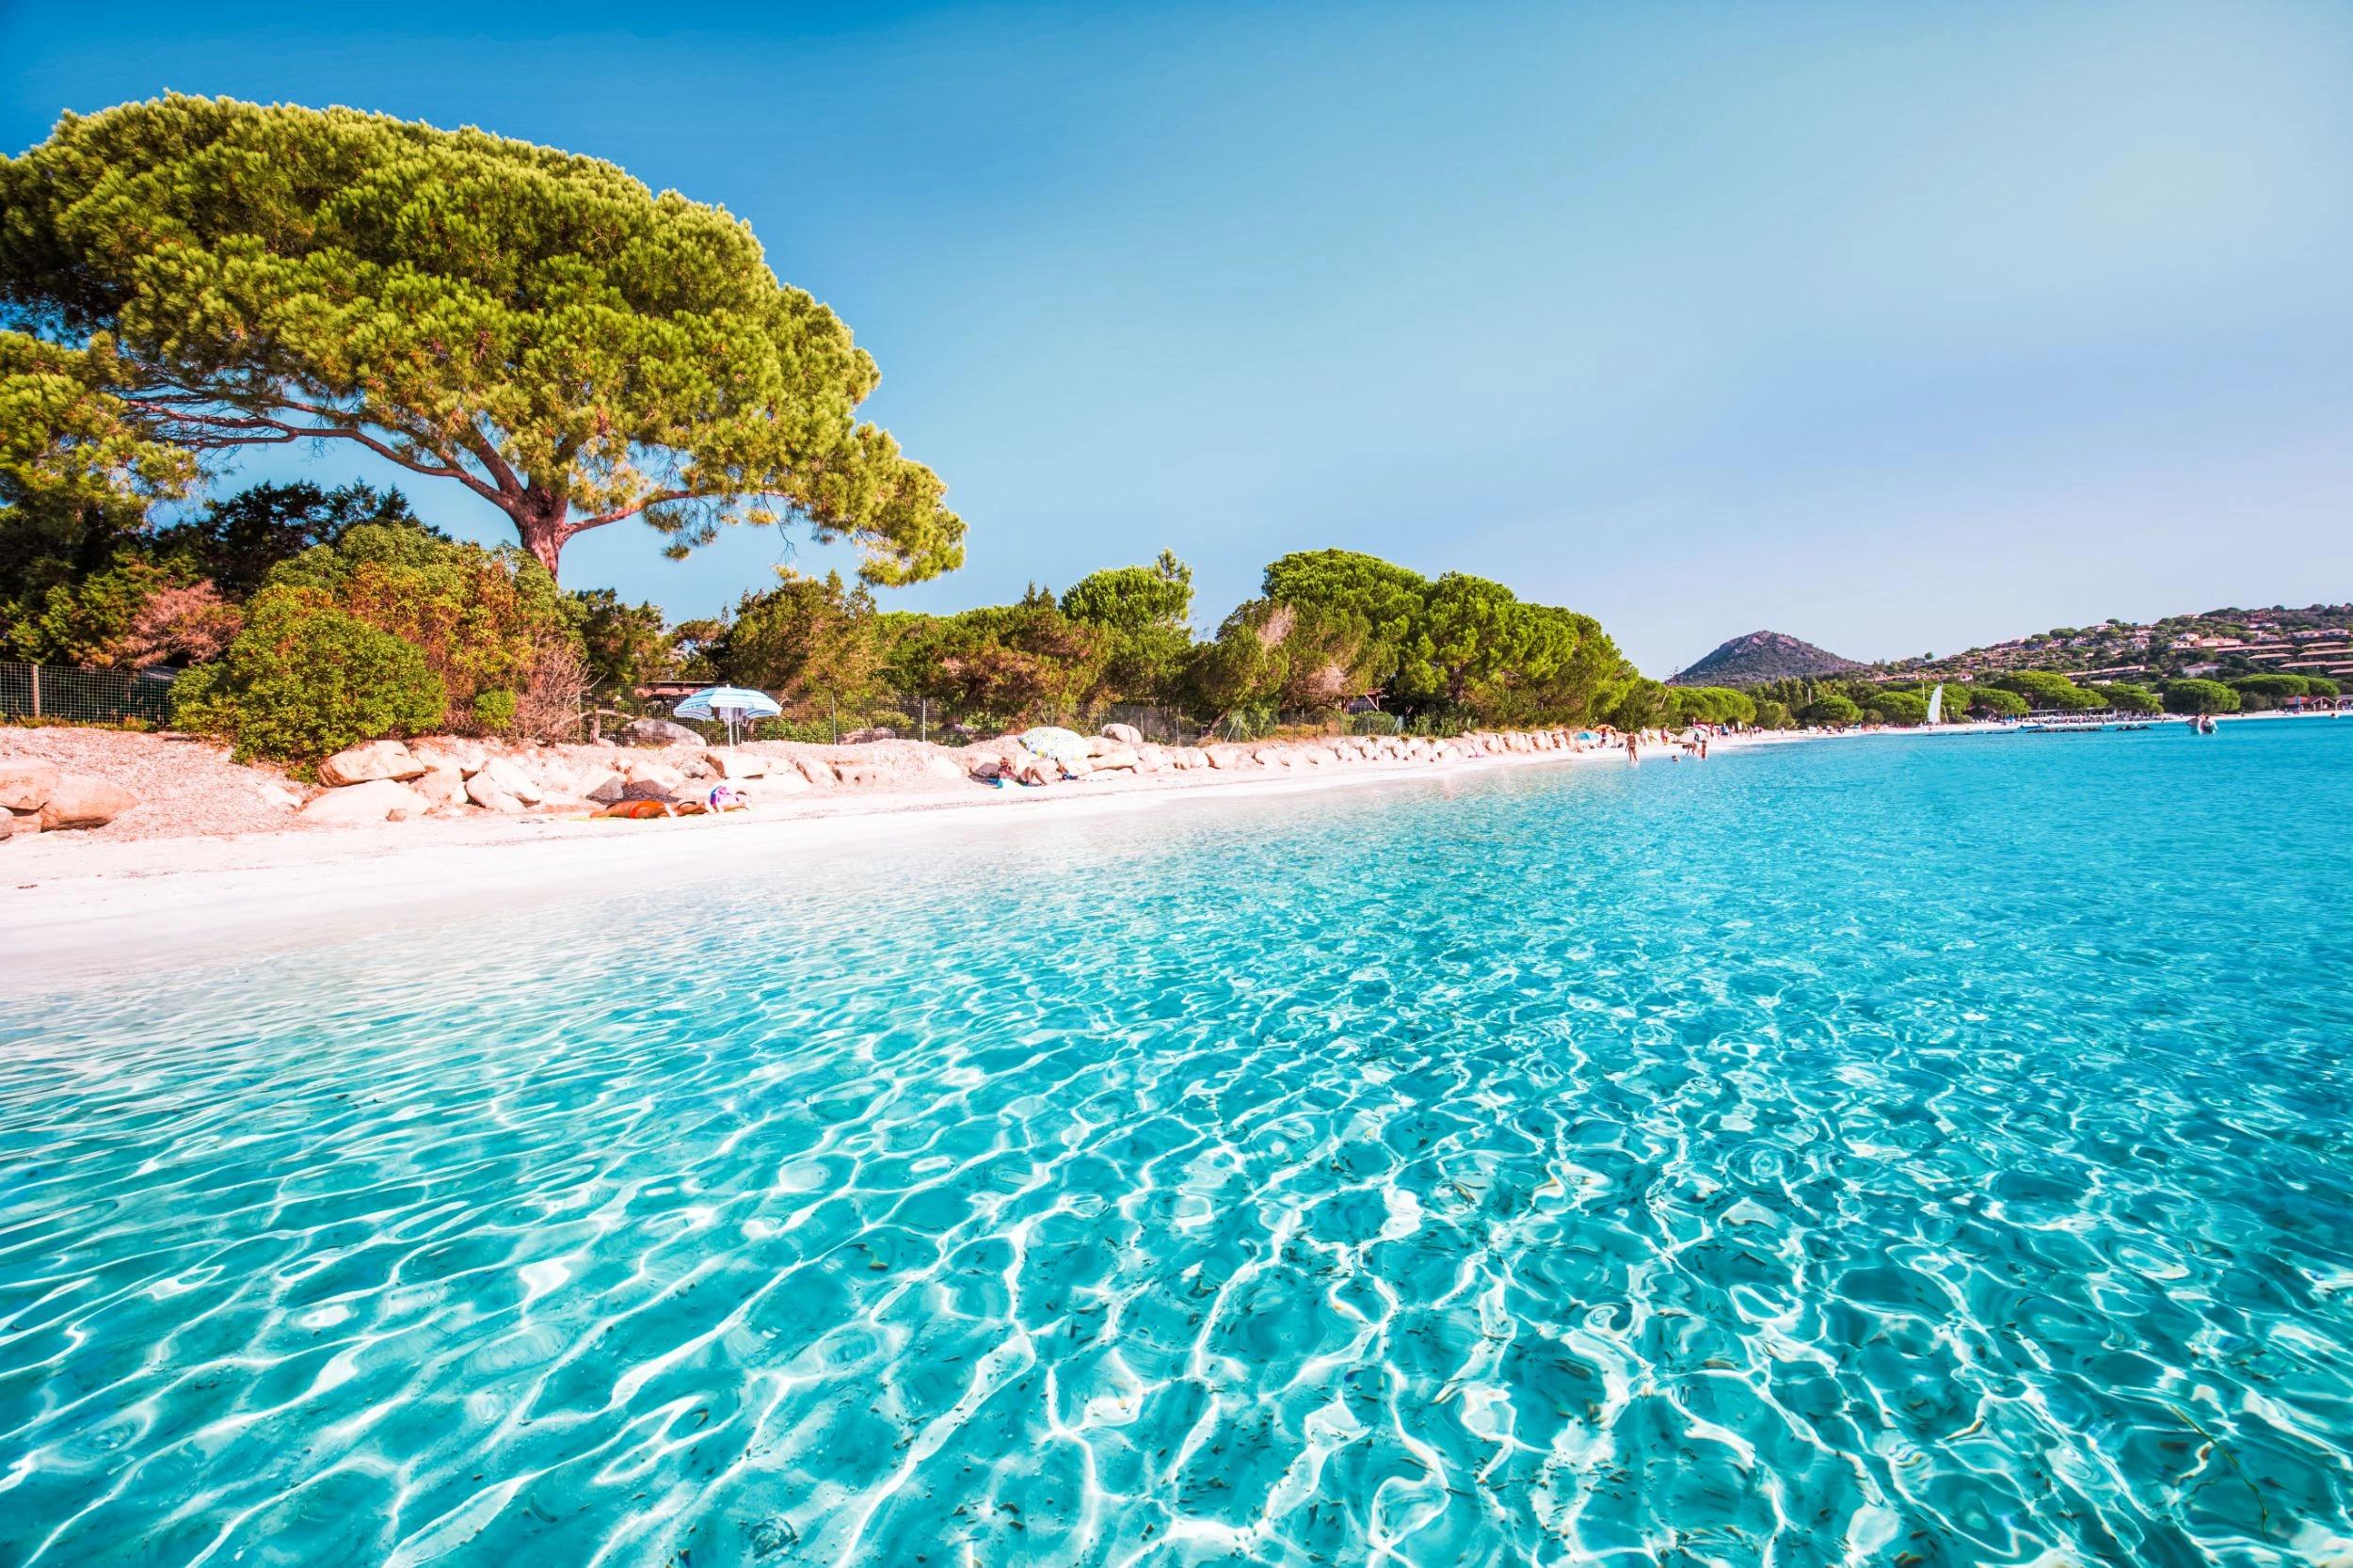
[{"left": 1625, "top": 732, "right": 1639, "bottom": 762}]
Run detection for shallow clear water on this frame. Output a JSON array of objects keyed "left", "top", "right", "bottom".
[{"left": 6, "top": 724, "right": 2353, "bottom": 1566}]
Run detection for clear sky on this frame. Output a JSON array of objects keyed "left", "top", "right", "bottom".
[{"left": 7, "top": 1, "right": 2350, "bottom": 673}]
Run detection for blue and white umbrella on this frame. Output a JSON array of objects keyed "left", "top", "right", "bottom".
[{"left": 675, "top": 685, "right": 781, "bottom": 746}]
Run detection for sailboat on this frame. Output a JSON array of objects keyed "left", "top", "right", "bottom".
[{"left": 1926, "top": 683, "right": 1944, "bottom": 726}]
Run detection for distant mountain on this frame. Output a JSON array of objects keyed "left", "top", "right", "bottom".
[{"left": 1672, "top": 630, "right": 1864, "bottom": 686}]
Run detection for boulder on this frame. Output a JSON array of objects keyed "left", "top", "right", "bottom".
[
  {"left": 0, "top": 812, "right": 13, "bottom": 842},
  {"left": 408, "top": 737, "right": 490, "bottom": 776},
  {"left": 705, "top": 748, "right": 769, "bottom": 779},
  {"left": 792, "top": 757, "right": 838, "bottom": 790},
  {"left": 832, "top": 762, "right": 888, "bottom": 788},
  {"left": 257, "top": 783, "right": 307, "bottom": 812},
  {"left": 925, "top": 754, "right": 968, "bottom": 781},
  {"left": 0, "top": 760, "right": 61, "bottom": 813},
  {"left": 467, "top": 776, "right": 529, "bottom": 812},
  {"left": 318, "top": 740, "right": 425, "bottom": 787},
  {"left": 1204, "top": 746, "right": 1245, "bottom": 770},
  {"left": 575, "top": 768, "right": 625, "bottom": 804},
  {"left": 37, "top": 774, "right": 138, "bottom": 831},
  {"left": 299, "top": 778, "right": 424, "bottom": 824},
  {"left": 624, "top": 717, "right": 705, "bottom": 747},
  {"left": 412, "top": 768, "right": 469, "bottom": 809},
  {"left": 842, "top": 727, "right": 896, "bottom": 744},
  {"left": 1099, "top": 722, "right": 1144, "bottom": 745},
  {"left": 762, "top": 769, "right": 812, "bottom": 795},
  {"left": 1092, "top": 744, "right": 1143, "bottom": 772},
  {"left": 473, "top": 757, "right": 543, "bottom": 805}
]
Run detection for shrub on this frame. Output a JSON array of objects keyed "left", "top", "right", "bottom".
[
  {"left": 1798, "top": 695, "right": 1863, "bottom": 726},
  {"left": 2095, "top": 682, "right": 2163, "bottom": 714},
  {"left": 171, "top": 595, "right": 446, "bottom": 763},
  {"left": 2161, "top": 679, "right": 2240, "bottom": 715},
  {"left": 1864, "top": 690, "right": 1929, "bottom": 727},
  {"left": 1964, "top": 686, "right": 2029, "bottom": 718},
  {"left": 1993, "top": 670, "right": 2100, "bottom": 710},
  {"left": 1751, "top": 698, "right": 1793, "bottom": 728},
  {"left": 1347, "top": 711, "right": 1402, "bottom": 736}
]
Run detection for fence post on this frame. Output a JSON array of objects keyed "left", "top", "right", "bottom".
[
  {"left": 829, "top": 694, "right": 839, "bottom": 744},
  {"left": 920, "top": 696, "right": 929, "bottom": 745},
  {"left": 27, "top": 664, "right": 39, "bottom": 718}
]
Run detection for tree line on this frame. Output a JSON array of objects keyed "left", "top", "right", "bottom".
[{"left": 1737, "top": 668, "right": 2338, "bottom": 728}]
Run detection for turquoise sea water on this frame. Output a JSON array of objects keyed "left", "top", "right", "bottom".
[{"left": 5, "top": 722, "right": 2353, "bottom": 1566}]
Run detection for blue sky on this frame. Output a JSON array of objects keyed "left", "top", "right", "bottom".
[{"left": 7, "top": 1, "right": 2349, "bottom": 673}]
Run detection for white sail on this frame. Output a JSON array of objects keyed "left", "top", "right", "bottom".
[{"left": 1926, "top": 682, "right": 1944, "bottom": 725}]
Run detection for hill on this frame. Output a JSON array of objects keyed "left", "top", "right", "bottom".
[
  {"left": 1874, "top": 603, "right": 2353, "bottom": 686},
  {"left": 1672, "top": 631, "right": 1864, "bottom": 686}
]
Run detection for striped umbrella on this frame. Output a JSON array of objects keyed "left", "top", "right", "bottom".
[{"left": 675, "top": 685, "right": 781, "bottom": 746}]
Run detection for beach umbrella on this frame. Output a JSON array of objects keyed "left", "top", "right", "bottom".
[
  {"left": 1019, "top": 726, "right": 1090, "bottom": 765},
  {"left": 1574, "top": 730, "right": 1600, "bottom": 743},
  {"left": 675, "top": 685, "right": 781, "bottom": 746}
]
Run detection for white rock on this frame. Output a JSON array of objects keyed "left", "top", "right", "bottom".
[
  {"left": 408, "top": 737, "right": 490, "bottom": 776},
  {"left": 412, "top": 768, "right": 468, "bottom": 809},
  {"left": 704, "top": 748, "right": 769, "bottom": 779},
  {"left": 473, "top": 757, "right": 543, "bottom": 805},
  {"left": 37, "top": 774, "right": 138, "bottom": 831},
  {"left": 300, "top": 778, "right": 425, "bottom": 824},
  {"left": 0, "top": 760, "right": 61, "bottom": 813},
  {"left": 317, "top": 740, "right": 424, "bottom": 787},
  {"left": 1099, "top": 722, "right": 1144, "bottom": 745},
  {"left": 1092, "top": 744, "right": 1142, "bottom": 772},
  {"left": 467, "top": 775, "right": 528, "bottom": 812}
]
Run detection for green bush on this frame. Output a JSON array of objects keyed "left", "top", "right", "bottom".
[
  {"left": 1751, "top": 698, "right": 1793, "bottom": 728},
  {"left": 1798, "top": 695, "right": 1863, "bottom": 726},
  {"left": 1348, "top": 711, "right": 1403, "bottom": 736},
  {"left": 2096, "top": 682, "right": 2163, "bottom": 714},
  {"left": 171, "top": 595, "right": 446, "bottom": 763},
  {"left": 1864, "top": 690, "right": 1929, "bottom": 727},
  {"left": 2161, "top": 679, "right": 2240, "bottom": 715}
]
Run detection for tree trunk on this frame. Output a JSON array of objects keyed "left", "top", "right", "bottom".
[{"left": 509, "top": 489, "right": 569, "bottom": 578}]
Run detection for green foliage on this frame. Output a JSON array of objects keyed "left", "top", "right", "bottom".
[
  {"left": 1609, "top": 678, "right": 1673, "bottom": 731},
  {"left": 568, "top": 587, "right": 675, "bottom": 700},
  {"left": 1258, "top": 549, "right": 1439, "bottom": 703},
  {"left": 2227, "top": 673, "right": 2315, "bottom": 711},
  {"left": 1, "top": 94, "right": 962, "bottom": 582},
  {"left": 1751, "top": 698, "right": 1793, "bottom": 728},
  {"left": 1798, "top": 695, "right": 1864, "bottom": 726},
  {"left": 1060, "top": 550, "right": 1192, "bottom": 631},
  {"left": 1668, "top": 686, "right": 1756, "bottom": 726},
  {"left": 171, "top": 595, "right": 444, "bottom": 763},
  {"left": 2162, "top": 679, "right": 2240, "bottom": 714},
  {"left": 151, "top": 482, "right": 425, "bottom": 598},
  {"left": 1062, "top": 552, "right": 1196, "bottom": 705},
  {"left": 264, "top": 522, "right": 577, "bottom": 733},
  {"left": 1962, "top": 685, "right": 2028, "bottom": 718},
  {"left": 1863, "top": 689, "right": 1929, "bottom": 727},
  {"left": 1190, "top": 598, "right": 1379, "bottom": 718},
  {"left": 2094, "top": 682, "right": 2163, "bottom": 714},
  {"left": 2306, "top": 676, "right": 2342, "bottom": 697},
  {"left": 888, "top": 593, "right": 1110, "bottom": 727},
  {"left": 1991, "top": 669, "right": 2100, "bottom": 711},
  {"left": 705, "top": 571, "right": 885, "bottom": 714}
]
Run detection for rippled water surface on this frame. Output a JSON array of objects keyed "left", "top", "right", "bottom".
[{"left": 6, "top": 723, "right": 2353, "bottom": 1566}]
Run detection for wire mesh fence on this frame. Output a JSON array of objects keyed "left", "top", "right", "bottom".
[{"left": 0, "top": 662, "right": 180, "bottom": 726}]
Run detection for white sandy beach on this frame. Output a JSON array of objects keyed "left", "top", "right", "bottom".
[{"left": 2, "top": 729, "right": 1843, "bottom": 973}]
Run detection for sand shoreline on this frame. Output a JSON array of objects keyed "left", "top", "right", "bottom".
[{"left": 3, "top": 728, "right": 1844, "bottom": 971}]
